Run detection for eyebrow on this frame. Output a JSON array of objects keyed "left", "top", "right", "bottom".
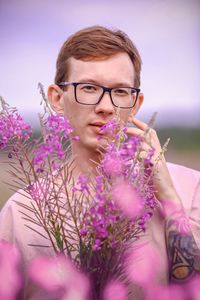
[{"left": 78, "top": 79, "right": 133, "bottom": 87}]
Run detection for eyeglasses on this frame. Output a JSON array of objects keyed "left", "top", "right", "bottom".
[{"left": 58, "top": 82, "right": 140, "bottom": 109}]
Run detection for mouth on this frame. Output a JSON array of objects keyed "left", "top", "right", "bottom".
[
  {"left": 89, "top": 122, "right": 107, "bottom": 127},
  {"left": 88, "top": 122, "right": 107, "bottom": 135}
]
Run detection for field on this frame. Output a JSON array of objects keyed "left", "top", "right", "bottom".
[{"left": 0, "top": 127, "right": 199, "bottom": 209}]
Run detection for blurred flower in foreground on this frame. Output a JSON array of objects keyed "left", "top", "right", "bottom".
[
  {"left": 111, "top": 180, "right": 142, "bottom": 218},
  {"left": 145, "top": 284, "right": 185, "bottom": 300},
  {"left": 145, "top": 281, "right": 200, "bottom": 300},
  {"left": 29, "top": 254, "right": 89, "bottom": 300},
  {"left": 125, "top": 242, "right": 163, "bottom": 286},
  {"left": 103, "top": 280, "right": 127, "bottom": 300},
  {"left": 0, "top": 240, "right": 22, "bottom": 300}
]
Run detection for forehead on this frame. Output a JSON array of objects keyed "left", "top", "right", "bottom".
[{"left": 67, "top": 52, "right": 135, "bottom": 86}]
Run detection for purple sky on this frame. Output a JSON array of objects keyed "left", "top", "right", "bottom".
[{"left": 0, "top": 0, "right": 200, "bottom": 127}]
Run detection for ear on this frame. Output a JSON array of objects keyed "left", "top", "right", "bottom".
[
  {"left": 47, "top": 84, "right": 64, "bottom": 115},
  {"left": 128, "top": 92, "right": 144, "bottom": 121}
]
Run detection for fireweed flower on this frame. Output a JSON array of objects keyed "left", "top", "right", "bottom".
[
  {"left": 80, "top": 198, "right": 118, "bottom": 250},
  {"left": 98, "top": 117, "right": 127, "bottom": 142},
  {"left": 125, "top": 242, "right": 163, "bottom": 286},
  {"left": 0, "top": 110, "right": 32, "bottom": 150},
  {"left": 143, "top": 277, "right": 200, "bottom": 300},
  {"left": 0, "top": 240, "right": 22, "bottom": 300},
  {"left": 119, "top": 135, "right": 142, "bottom": 158},
  {"left": 146, "top": 283, "right": 186, "bottom": 300},
  {"left": 72, "top": 174, "right": 89, "bottom": 193},
  {"left": 33, "top": 114, "right": 73, "bottom": 171},
  {"left": 27, "top": 179, "right": 50, "bottom": 202},
  {"left": 95, "top": 175, "right": 105, "bottom": 199},
  {"left": 1, "top": 98, "right": 161, "bottom": 298},
  {"left": 103, "top": 280, "right": 127, "bottom": 300},
  {"left": 45, "top": 114, "right": 73, "bottom": 138},
  {"left": 111, "top": 180, "right": 142, "bottom": 218},
  {"left": 102, "top": 152, "right": 123, "bottom": 177},
  {"left": 80, "top": 120, "right": 157, "bottom": 254},
  {"left": 99, "top": 118, "right": 119, "bottom": 135},
  {"left": 29, "top": 254, "right": 89, "bottom": 300}
]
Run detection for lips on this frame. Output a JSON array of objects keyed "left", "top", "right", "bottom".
[
  {"left": 89, "top": 121, "right": 107, "bottom": 135},
  {"left": 89, "top": 121, "right": 106, "bottom": 127}
]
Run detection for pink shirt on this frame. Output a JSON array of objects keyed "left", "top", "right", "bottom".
[{"left": 0, "top": 163, "right": 200, "bottom": 299}]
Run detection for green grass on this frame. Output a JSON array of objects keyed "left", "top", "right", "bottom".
[{"left": 157, "top": 127, "right": 200, "bottom": 152}]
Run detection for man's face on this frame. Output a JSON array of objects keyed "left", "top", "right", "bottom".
[{"left": 59, "top": 52, "right": 142, "bottom": 152}]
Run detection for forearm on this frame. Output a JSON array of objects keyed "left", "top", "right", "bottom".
[{"left": 165, "top": 208, "right": 200, "bottom": 283}]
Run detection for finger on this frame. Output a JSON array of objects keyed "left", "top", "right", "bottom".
[
  {"left": 126, "top": 127, "right": 144, "bottom": 137},
  {"left": 139, "top": 141, "right": 153, "bottom": 152},
  {"left": 136, "top": 146, "right": 155, "bottom": 165},
  {"left": 127, "top": 126, "right": 155, "bottom": 148},
  {"left": 131, "top": 118, "right": 161, "bottom": 148},
  {"left": 132, "top": 117, "right": 149, "bottom": 132},
  {"left": 137, "top": 150, "right": 150, "bottom": 163}
]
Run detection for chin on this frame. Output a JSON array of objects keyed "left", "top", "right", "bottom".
[
  {"left": 84, "top": 136, "right": 108, "bottom": 153},
  {"left": 95, "top": 137, "right": 110, "bottom": 154}
]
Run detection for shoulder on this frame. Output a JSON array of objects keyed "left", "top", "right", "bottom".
[
  {"left": 0, "top": 189, "right": 52, "bottom": 259},
  {"left": 167, "top": 162, "right": 200, "bottom": 211},
  {"left": 0, "top": 189, "right": 33, "bottom": 222},
  {"left": 167, "top": 162, "right": 200, "bottom": 180},
  {"left": 0, "top": 190, "right": 32, "bottom": 241}
]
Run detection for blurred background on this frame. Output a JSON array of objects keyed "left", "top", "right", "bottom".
[{"left": 0, "top": 0, "right": 200, "bottom": 208}]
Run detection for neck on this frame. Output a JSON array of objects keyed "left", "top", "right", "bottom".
[{"left": 69, "top": 142, "right": 102, "bottom": 179}]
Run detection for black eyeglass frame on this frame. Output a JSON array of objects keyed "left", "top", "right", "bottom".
[{"left": 58, "top": 82, "right": 140, "bottom": 109}]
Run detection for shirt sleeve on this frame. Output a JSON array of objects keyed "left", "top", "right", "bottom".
[{"left": 167, "top": 162, "right": 200, "bottom": 247}]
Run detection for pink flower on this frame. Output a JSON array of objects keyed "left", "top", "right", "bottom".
[
  {"left": 0, "top": 110, "right": 32, "bottom": 150},
  {"left": 162, "top": 200, "right": 191, "bottom": 234},
  {"left": 102, "top": 153, "right": 123, "bottom": 177},
  {"left": 187, "top": 276, "right": 200, "bottom": 299},
  {"left": 147, "top": 277, "right": 200, "bottom": 300},
  {"left": 0, "top": 240, "right": 22, "bottom": 300},
  {"left": 33, "top": 114, "right": 74, "bottom": 170},
  {"left": 103, "top": 280, "right": 127, "bottom": 300},
  {"left": 72, "top": 174, "right": 89, "bottom": 193},
  {"left": 29, "top": 254, "right": 89, "bottom": 300},
  {"left": 45, "top": 114, "right": 73, "bottom": 138},
  {"left": 99, "top": 119, "right": 119, "bottom": 135},
  {"left": 72, "top": 135, "right": 80, "bottom": 141},
  {"left": 146, "top": 284, "right": 186, "bottom": 300},
  {"left": 111, "top": 181, "right": 142, "bottom": 218},
  {"left": 126, "top": 242, "right": 163, "bottom": 286},
  {"left": 27, "top": 178, "right": 50, "bottom": 202}
]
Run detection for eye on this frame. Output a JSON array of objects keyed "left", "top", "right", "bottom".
[
  {"left": 81, "top": 84, "right": 97, "bottom": 92},
  {"left": 113, "top": 88, "right": 129, "bottom": 96}
]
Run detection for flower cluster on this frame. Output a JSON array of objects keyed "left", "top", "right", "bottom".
[
  {"left": 79, "top": 119, "right": 157, "bottom": 254},
  {"left": 29, "top": 254, "right": 89, "bottom": 300},
  {"left": 72, "top": 174, "right": 89, "bottom": 193},
  {"left": 32, "top": 114, "right": 74, "bottom": 171},
  {"left": 0, "top": 96, "right": 160, "bottom": 299},
  {"left": 0, "top": 98, "right": 32, "bottom": 150}
]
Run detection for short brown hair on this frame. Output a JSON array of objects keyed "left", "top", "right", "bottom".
[{"left": 55, "top": 25, "right": 142, "bottom": 88}]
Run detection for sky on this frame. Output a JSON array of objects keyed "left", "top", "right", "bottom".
[{"left": 0, "top": 0, "right": 200, "bottom": 127}]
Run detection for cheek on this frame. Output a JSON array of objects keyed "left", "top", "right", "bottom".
[
  {"left": 63, "top": 97, "right": 77, "bottom": 121},
  {"left": 119, "top": 110, "right": 132, "bottom": 124},
  {"left": 63, "top": 102, "right": 90, "bottom": 130}
]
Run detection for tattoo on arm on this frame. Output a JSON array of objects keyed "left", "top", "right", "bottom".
[{"left": 165, "top": 211, "right": 200, "bottom": 283}]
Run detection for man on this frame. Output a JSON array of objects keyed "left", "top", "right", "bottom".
[{"left": 0, "top": 25, "right": 200, "bottom": 299}]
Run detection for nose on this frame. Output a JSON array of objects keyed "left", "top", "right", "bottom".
[{"left": 94, "top": 91, "right": 115, "bottom": 115}]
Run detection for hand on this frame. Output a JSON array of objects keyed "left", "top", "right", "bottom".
[{"left": 126, "top": 117, "right": 182, "bottom": 213}]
